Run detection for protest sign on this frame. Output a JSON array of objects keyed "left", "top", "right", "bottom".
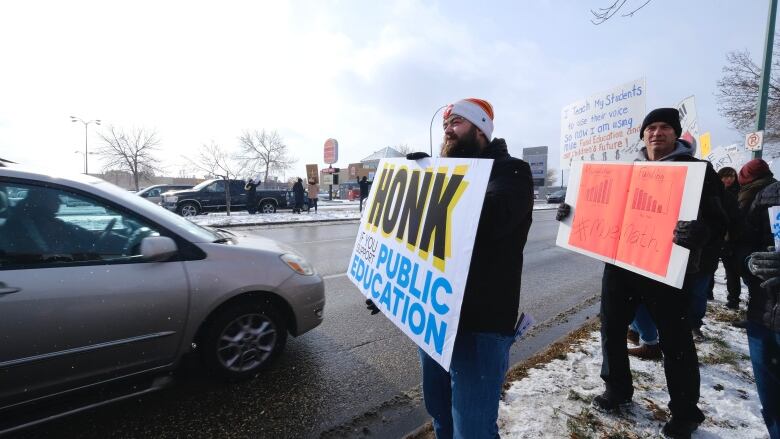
[
  {"left": 677, "top": 95, "right": 700, "bottom": 157},
  {"left": 560, "top": 78, "right": 646, "bottom": 168},
  {"left": 699, "top": 132, "right": 712, "bottom": 158},
  {"left": 769, "top": 206, "right": 780, "bottom": 250},
  {"left": 306, "top": 164, "right": 319, "bottom": 183},
  {"left": 347, "top": 157, "right": 492, "bottom": 370},
  {"left": 556, "top": 161, "right": 706, "bottom": 288},
  {"left": 706, "top": 144, "right": 750, "bottom": 172}
]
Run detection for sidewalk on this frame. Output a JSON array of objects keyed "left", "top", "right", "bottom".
[
  {"left": 186, "top": 201, "right": 559, "bottom": 228},
  {"left": 411, "top": 264, "right": 766, "bottom": 438}
]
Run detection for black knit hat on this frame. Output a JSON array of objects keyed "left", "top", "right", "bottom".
[{"left": 639, "top": 108, "right": 682, "bottom": 139}]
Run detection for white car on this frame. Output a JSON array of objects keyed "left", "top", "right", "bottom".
[{"left": 0, "top": 163, "right": 325, "bottom": 433}]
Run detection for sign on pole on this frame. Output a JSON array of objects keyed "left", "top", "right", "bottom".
[
  {"left": 324, "top": 138, "right": 339, "bottom": 164},
  {"left": 523, "top": 146, "right": 548, "bottom": 187},
  {"left": 745, "top": 130, "right": 765, "bottom": 151},
  {"left": 560, "top": 78, "right": 646, "bottom": 168},
  {"left": 347, "top": 157, "right": 492, "bottom": 370},
  {"left": 556, "top": 161, "right": 706, "bottom": 288}
]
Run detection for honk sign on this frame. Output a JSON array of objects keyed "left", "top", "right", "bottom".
[
  {"left": 347, "top": 157, "right": 492, "bottom": 370},
  {"left": 556, "top": 161, "right": 707, "bottom": 288}
]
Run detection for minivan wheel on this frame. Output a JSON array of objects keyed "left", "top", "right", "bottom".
[
  {"left": 178, "top": 202, "right": 200, "bottom": 217},
  {"left": 200, "top": 302, "right": 287, "bottom": 381},
  {"left": 259, "top": 201, "right": 276, "bottom": 214}
]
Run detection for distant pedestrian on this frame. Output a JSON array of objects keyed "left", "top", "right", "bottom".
[
  {"left": 292, "top": 178, "right": 305, "bottom": 214},
  {"left": 307, "top": 179, "right": 319, "bottom": 213},
  {"left": 244, "top": 177, "right": 258, "bottom": 214},
  {"left": 358, "top": 176, "right": 370, "bottom": 212}
]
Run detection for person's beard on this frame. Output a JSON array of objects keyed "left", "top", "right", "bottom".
[{"left": 441, "top": 125, "right": 481, "bottom": 158}]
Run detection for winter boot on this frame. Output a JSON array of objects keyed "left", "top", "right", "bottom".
[
  {"left": 591, "top": 391, "right": 632, "bottom": 414},
  {"left": 627, "top": 328, "right": 639, "bottom": 346},
  {"left": 660, "top": 416, "right": 700, "bottom": 439},
  {"left": 627, "top": 343, "right": 662, "bottom": 360}
]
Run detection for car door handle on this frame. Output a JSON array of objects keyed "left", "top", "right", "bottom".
[{"left": 0, "top": 284, "right": 20, "bottom": 296}]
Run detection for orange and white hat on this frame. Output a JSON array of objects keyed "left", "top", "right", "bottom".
[{"left": 443, "top": 98, "right": 495, "bottom": 139}]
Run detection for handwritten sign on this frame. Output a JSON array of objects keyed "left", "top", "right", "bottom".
[
  {"left": 677, "top": 95, "right": 700, "bottom": 157},
  {"left": 769, "top": 206, "right": 780, "bottom": 250},
  {"left": 557, "top": 161, "right": 706, "bottom": 288},
  {"left": 706, "top": 144, "right": 750, "bottom": 172},
  {"left": 347, "top": 157, "right": 492, "bottom": 370},
  {"left": 560, "top": 78, "right": 646, "bottom": 168}
]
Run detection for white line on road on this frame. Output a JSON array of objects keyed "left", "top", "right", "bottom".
[{"left": 323, "top": 272, "right": 348, "bottom": 280}]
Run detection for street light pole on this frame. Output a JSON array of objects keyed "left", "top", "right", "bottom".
[
  {"left": 429, "top": 105, "right": 447, "bottom": 157},
  {"left": 70, "top": 116, "right": 101, "bottom": 174}
]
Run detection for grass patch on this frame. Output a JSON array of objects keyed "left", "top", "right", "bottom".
[{"left": 700, "top": 344, "right": 740, "bottom": 366}]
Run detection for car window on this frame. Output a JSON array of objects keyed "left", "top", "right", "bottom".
[
  {"left": 148, "top": 188, "right": 161, "bottom": 197},
  {"left": 205, "top": 181, "right": 224, "bottom": 193},
  {"left": 230, "top": 181, "right": 245, "bottom": 194},
  {"left": 0, "top": 182, "right": 162, "bottom": 268}
]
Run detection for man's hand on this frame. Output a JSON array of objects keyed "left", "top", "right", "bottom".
[
  {"left": 555, "top": 203, "right": 571, "bottom": 221},
  {"left": 365, "top": 299, "right": 380, "bottom": 315},
  {"left": 406, "top": 152, "right": 431, "bottom": 160},
  {"left": 673, "top": 220, "right": 710, "bottom": 249},
  {"left": 748, "top": 247, "right": 780, "bottom": 288}
]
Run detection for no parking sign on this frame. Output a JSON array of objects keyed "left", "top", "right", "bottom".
[{"left": 745, "top": 131, "right": 764, "bottom": 151}]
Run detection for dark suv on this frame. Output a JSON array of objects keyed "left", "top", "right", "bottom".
[{"left": 162, "top": 179, "right": 290, "bottom": 216}]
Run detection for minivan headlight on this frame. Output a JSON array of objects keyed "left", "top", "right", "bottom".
[{"left": 280, "top": 254, "right": 315, "bottom": 276}]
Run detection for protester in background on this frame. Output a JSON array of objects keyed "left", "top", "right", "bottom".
[
  {"left": 733, "top": 159, "right": 777, "bottom": 328},
  {"left": 292, "top": 177, "right": 305, "bottom": 214},
  {"left": 557, "top": 108, "right": 727, "bottom": 438},
  {"left": 358, "top": 176, "right": 370, "bottom": 212},
  {"left": 244, "top": 177, "right": 258, "bottom": 214},
  {"left": 739, "top": 177, "right": 780, "bottom": 439},
  {"left": 307, "top": 178, "right": 319, "bottom": 213},
  {"left": 712, "top": 166, "right": 743, "bottom": 308},
  {"left": 372, "top": 98, "right": 533, "bottom": 438}
]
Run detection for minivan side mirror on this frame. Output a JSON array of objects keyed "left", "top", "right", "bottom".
[{"left": 140, "top": 236, "right": 178, "bottom": 261}]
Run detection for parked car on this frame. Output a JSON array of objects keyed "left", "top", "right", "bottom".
[
  {"left": 136, "top": 184, "right": 193, "bottom": 205},
  {"left": 161, "top": 179, "right": 290, "bottom": 216},
  {"left": 0, "top": 163, "right": 325, "bottom": 433},
  {"left": 546, "top": 189, "right": 567, "bottom": 203}
]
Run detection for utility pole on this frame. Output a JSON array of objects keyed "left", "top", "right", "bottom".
[{"left": 753, "top": 0, "right": 778, "bottom": 159}]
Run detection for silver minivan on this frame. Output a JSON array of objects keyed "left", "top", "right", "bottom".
[{"left": 0, "top": 164, "right": 325, "bottom": 432}]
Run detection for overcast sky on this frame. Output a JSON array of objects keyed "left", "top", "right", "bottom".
[{"left": 0, "top": 0, "right": 771, "bottom": 180}]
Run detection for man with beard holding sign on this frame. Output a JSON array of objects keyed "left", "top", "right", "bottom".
[{"left": 398, "top": 98, "right": 533, "bottom": 438}]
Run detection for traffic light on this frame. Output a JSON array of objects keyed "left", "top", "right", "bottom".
[{"left": 333, "top": 173, "right": 339, "bottom": 184}]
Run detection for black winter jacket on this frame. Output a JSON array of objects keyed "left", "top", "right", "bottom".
[
  {"left": 743, "top": 181, "right": 780, "bottom": 331},
  {"left": 458, "top": 138, "right": 534, "bottom": 334}
]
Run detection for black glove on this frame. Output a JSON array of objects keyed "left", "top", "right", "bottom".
[
  {"left": 406, "top": 152, "right": 431, "bottom": 160},
  {"left": 365, "top": 299, "right": 380, "bottom": 315},
  {"left": 748, "top": 247, "right": 780, "bottom": 288},
  {"left": 555, "top": 203, "right": 571, "bottom": 221},
  {"left": 673, "top": 220, "right": 710, "bottom": 250}
]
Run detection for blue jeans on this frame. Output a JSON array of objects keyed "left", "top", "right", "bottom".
[
  {"left": 630, "top": 304, "right": 658, "bottom": 345},
  {"left": 747, "top": 322, "right": 780, "bottom": 439},
  {"left": 419, "top": 331, "right": 514, "bottom": 439},
  {"left": 629, "top": 271, "right": 711, "bottom": 341}
]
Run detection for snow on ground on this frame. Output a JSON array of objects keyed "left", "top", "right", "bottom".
[
  {"left": 498, "top": 265, "right": 768, "bottom": 438},
  {"left": 187, "top": 200, "right": 559, "bottom": 228}
]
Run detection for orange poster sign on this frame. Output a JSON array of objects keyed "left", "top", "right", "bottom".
[
  {"left": 568, "top": 163, "right": 633, "bottom": 259},
  {"left": 616, "top": 165, "right": 688, "bottom": 276},
  {"left": 557, "top": 161, "right": 706, "bottom": 288}
]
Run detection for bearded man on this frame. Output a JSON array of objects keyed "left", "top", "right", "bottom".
[{"left": 412, "top": 98, "right": 534, "bottom": 438}]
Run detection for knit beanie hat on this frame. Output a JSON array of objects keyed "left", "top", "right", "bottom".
[
  {"left": 738, "top": 158, "right": 772, "bottom": 185},
  {"left": 443, "top": 98, "right": 494, "bottom": 139},
  {"left": 639, "top": 108, "right": 682, "bottom": 139}
]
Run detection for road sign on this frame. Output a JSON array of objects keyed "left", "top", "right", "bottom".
[
  {"left": 745, "top": 130, "right": 764, "bottom": 151},
  {"left": 324, "top": 138, "right": 339, "bottom": 164}
]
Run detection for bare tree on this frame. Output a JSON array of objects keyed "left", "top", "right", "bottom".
[
  {"left": 237, "top": 129, "right": 296, "bottom": 184},
  {"left": 97, "top": 126, "right": 162, "bottom": 191},
  {"left": 716, "top": 40, "right": 780, "bottom": 145},
  {"left": 591, "top": 0, "right": 653, "bottom": 25},
  {"left": 394, "top": 143, "right": 413, "bottom": 155},
  {"left": 546, "top": 168, "right": 558, "bottom": 187},
  {"left": 184, "top": 141, "right": 250, "bottom": 215}
]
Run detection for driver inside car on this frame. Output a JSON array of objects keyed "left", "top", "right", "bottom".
[{"left": 2, "top": 188, "right": 98, "bottom": 259}]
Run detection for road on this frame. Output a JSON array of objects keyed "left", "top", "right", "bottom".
[{"left": 17, "top": 210, "right": 604, "bottom": 439}]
